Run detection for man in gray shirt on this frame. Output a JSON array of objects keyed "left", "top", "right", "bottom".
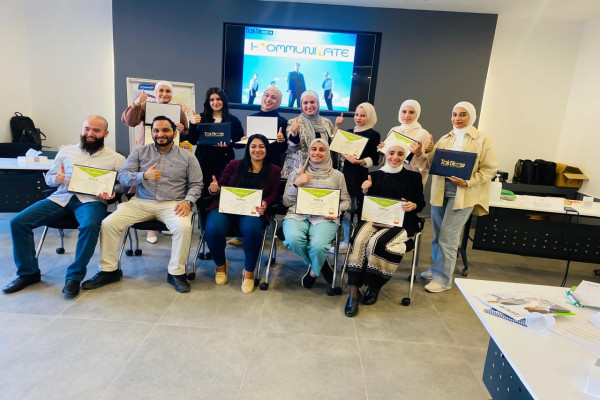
[{"left": 82, "top": 116, "right": 203, "bottom": 293}]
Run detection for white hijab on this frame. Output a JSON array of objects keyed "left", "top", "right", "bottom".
[
  {"left": 452, "top": 101, "right": 477, "bottom": 135},
  {"left": 380, "top": 140, "right": 407, "bottom": 174},
  {"left": 397, "top": 99, "right": 422, "bottom": 132},
  {"left": 353, "top": 103, "right": 377, "bottom": 133}
]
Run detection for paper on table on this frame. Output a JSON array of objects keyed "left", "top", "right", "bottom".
[
  {"left": 218, "top": 187, "right": 263, "bottom": 217},
  {"left": 522, "top": 195, "right": 565, "bottom": 212},
  {"left": 551, "top": 317, "right": 600, "bottom": 354},
  {"left": 361, "top": 196, "right": 405, "bottom": 227},
  {"left": 329, "top": 130, "right": 368, "bottom": 157},
  {"left": 237, "top": 116, "right": 278, "bottom": 144},
  {"left": 573, "top": 281, "right": 600, "bottom": 308}
]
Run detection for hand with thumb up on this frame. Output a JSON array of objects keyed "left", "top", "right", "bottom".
[
  {"left": 335, "top": 112, "right": 344, "bottom": 128},
  {"left": 294, "top": 166, "right": 311, "bottom": 187},
  {"left": 361, "top": 175, "right": 372, "bottom": 193},
  {"left": 134, "top": 89, "right": 148, "bottom": 107},
  {"left": 209, "top": 175, "right": 220, "bottom": 194},
  {"left": 143, "top": 162, "right": 162, "bottom": 181},
  {"left": 192, "top": 110, "right": 201, "bottom": 124},
  {"left": 55, "top": 164, "right": 66, "bottom": 184}
]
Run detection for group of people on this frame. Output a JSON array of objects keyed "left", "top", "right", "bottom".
[{"left": 2, "top": 80, "right": 497, "bottom": 319}]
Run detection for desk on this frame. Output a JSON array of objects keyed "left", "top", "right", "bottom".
[
  {"left": 456, "top": 278, "right": 598, "bottom": 400},
  {"left": 0, "top": 157, "right": 52, "bottom": 212}
]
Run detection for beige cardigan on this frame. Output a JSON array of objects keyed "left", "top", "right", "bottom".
[{"left": 426, "top": 126, "right": 497, "bottom": 216}]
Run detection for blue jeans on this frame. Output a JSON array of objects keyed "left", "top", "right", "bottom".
[
  {"left": 10, "top": 197, "right": 107, "bottom": 281},
  {"left": 204, "top": 209, "right": 266, "bottom": 271},
  {"left": 430, "top": 197, "right": 473, "bottom": 288},
  {"left": 282, "top": 218, "right": 338, "bottom": 276}
]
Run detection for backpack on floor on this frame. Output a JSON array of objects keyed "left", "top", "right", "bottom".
[{"left": 10, "top": 112, "right": 46, "bottom": 150}]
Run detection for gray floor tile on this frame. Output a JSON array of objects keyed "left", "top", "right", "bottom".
[
  {"left": 101, "top": 325, "right": 252, "bottom": 400},
  {"left": 239, "top": 331, "right": 367, "bottom": 400},
  {"left": 358, "top": 339, "right": 490, "bottom": 400},
  {"left": 0, "top": 317, "right": 153, "bottom": 400},
  {"left": 0, "top": 313, "right": 53, "bottom": 356}
]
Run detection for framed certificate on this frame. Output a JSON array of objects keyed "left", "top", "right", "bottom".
[
  {"left": 429, "top": 149, "right": 477, "bottom": 180},
  {"left": 330, "top": 130, "right": 368, "bottom": 157},
  {"left": 295, "top": 187, "right": 340, "bottom": 217},
  {"left": 218, "top": 186, "right": 263, "bottom": 217},
  {"left": 361, "top": 196, "right": 405, "bottom": 227},
  {"left": 380, "top": 130, "right": 420, "bottom": 164},
  {"left": 144, "top": 102, "right": 182, "bottom": 125},
  {"left": 67, "top": 165, "right": 118, "bottom": 196},
  {"left": 196, "top": 123, "right": 231, "bottom": 145}
]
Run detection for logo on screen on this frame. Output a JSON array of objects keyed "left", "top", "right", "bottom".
[{"left": 246, "top": 27, "right": 273, "bottom": 35}]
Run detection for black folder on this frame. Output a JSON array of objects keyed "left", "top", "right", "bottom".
[
  {"left": 196, "top": 123, "right": 231, "bottom": 145},
  {"left": 429, "top": 149, "right": 477, "bottom": 180}
]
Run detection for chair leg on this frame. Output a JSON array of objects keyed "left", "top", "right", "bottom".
[
  {"left": 254, "top": 225, "right": 269, "bottom": 286},
  {"left": 189, "top": 231, "right": 204, "bottom": 280},
  {"left": 35, "top": 226, "right": 50, "bottom": 259},
  {"left": 326, "top": 225, "right": 343, "bottom": 296},
  {"left": 56, "top": 229, "right": 65, "bottom": 254},
  {"left": 403, "top": 232, "right": 422, "bottom": 306},
  {"left": 117, "top": 227, "right": 131, "bottom": 270},
  {"left": 133, "top": 229, "right": 141, "bottom": 256},
  {"left": 125, "top": 230, "right": 134, "bottom": 256},
  {"left": 260, "top": 218, "right": 277, "bottom": 291}
]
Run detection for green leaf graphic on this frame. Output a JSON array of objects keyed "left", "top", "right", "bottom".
[
  {"left": 301, "top": 188, "right": 334, "bottom": 198},
  {"left": 366, "top": 197, "right": 399, "bottom": 208},
  {"left": 339, "top": 130, "right": 364, "bottom": 142},
  {"left": 78, "top": 166, "right": 110, "bottom": 178},
  {"left": 224, "top": 187, "right": 257, "bottom": 198}
]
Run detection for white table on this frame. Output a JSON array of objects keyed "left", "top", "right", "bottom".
[
  {"left": 0, "top": 158, "right": 53, "bottom": 212},
  {"left": 456, "top": 278, "right": 599, "bottom": 400},
  {"left": 491, "top": 195, "right": 600, "bottom": 218},
  {"left": 0, "top": 157, "right": 53, "bottom": 170}
]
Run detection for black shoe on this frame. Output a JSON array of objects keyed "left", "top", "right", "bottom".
[
  {"left": 82, "top": 269, "right": 123, "bottom": 290},
  {"left": 362, "top": 287, "right": 380, "bottom": 306},
  {"left": 345, "top": 296, "right": 359, "bottom": 317},
  {"left": 321, "top": 259, "right": 334, "bottom": 285},
  {"left": 2, "top": 272, "right": 41, "bottom": 294},
  {"left": 62, "top": 279, "right": 81, "bottom": 297},
  {"left": 301, "top": 266, "right": 317, "bottom": 289},
  {"left": 167, "top": 273, "right": 190, "bottom": 293}
]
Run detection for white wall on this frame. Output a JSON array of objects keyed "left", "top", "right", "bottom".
[
  {"left": 0, "top": 0, "right": 115, "bottom": 150},
  {"left": 478, "top": 15, "right": 583, "bottom": 181},
  {"left": 555, "top": 18, "right": 600, "bottom": 198},
  {"left": 0, "top": 1, "right": 33, "bottom": 142}
]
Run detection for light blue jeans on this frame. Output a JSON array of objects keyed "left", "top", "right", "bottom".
[
  {"left": 282, "top": 218, "right": 338, "bottom": 276},
  {"left": 430, "top": 197, "right": 473, "bottom": 288}
]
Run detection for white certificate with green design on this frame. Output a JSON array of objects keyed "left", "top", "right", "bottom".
[
  {"left": 67, "top": 164, "right": 118, "bottom": 196},
  {"left": 380, "top": 130, "right": 418, "bottom": 153},
  {"left": 295, "top": 187, "right": 340, "bottom": 217},
  {"left": 361, "top": 196, "right": 405, "bottom": 227},
  {"left": 218, "top": 187, "right": 263, "bottom": 217},
  {"left": 330, "top": 129, "right": 368, "bottom": 157}
]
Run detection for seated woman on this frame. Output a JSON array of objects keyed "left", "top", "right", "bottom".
[
  {"left": 204, "top": 134, "right": 281, "bottom": 293},
  {"left": 282, "top": 139, "right": 350, "bottom": 289},
  {"left": 344, "top": 140, "right": 425, "bottom": 317},
  {"left": 282, "top": 90, "right": 334, "bottom": 178}
]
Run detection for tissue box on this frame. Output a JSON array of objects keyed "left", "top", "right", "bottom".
[
  {"left": 587, "top": 359, "right": 600, "bottom": 398},
  {"left": 555, "top": 163, "right": 588, "bottom": 188},
  {"left": 17, "top": 156, "right": 48, "bottom": 165}
]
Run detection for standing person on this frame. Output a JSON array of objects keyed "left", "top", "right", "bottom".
[
  {"left": 183, "top": 87, "right": 244, "bottom": 196},
  {"left": 330, "top": 103, "right": 380, "bottom": 253},
  {"left": 248, "top": 73, "right": 259, "bottom": 105},
  {"left": 2, "top": 116, "right": 125, "bottom": 298},
  {"left": 378, "top": 99, "right": 433, "bottom": 184},
  {"left": 282, "top": 90, "right": 334, "bottom": 178},
  {"left": 82, "top": 116, "right": 203, "bottom": 293},
  {"left": 421, "top": 101, "right": 497, "bottom": 293},
  {"left": 121, "top": 80, "right": 189, "bottom": 244},
  {"left": 248, "top": 86, "right": 288, "bottom": 167},
  {"left": 344, "top": 140, "right": 425, "bottom": 317},
  {"left": 203, "top": 134, "right": 281, "bottom": 293},
  {"left": 282, "top": 139, "right": 350, "bottom": 289},
  {"left": 287, "top": 63, "right": 306, "bottom": 108},
  {"left": 322, "top": 72, "right": 334, "bottom": 110}
]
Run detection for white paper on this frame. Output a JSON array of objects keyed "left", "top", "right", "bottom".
[
  {"left": 522, "top": 195, "right": 565, "bottom": 212},
  {"left": 551, "top": 318, "right": 600, "bottom": 354},
  {"left": 361, "top": 196, "right": 405, "bottom": 227},
  {"left": 242, "top": 116, "right": 278, "bottom": 143},
  {"left": 574, "top": 281, "right": 600, "bottom": 308},
  {"left": 144, "top": 102, "right": 182, "bottom": 126},
  {"left": 67, "top": 165, "right": 117, "bottom": 196},
  {"left": 218, "top": 187, "right": 263, "bottom": 217},
  {"left": 295, "top": 187, "right": 340, "bottom": 217},
  {"left": 329, "top": 130, "right": 368, "bottom": 157}
]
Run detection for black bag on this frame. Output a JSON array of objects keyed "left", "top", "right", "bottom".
[
  {"left": 10, "top": 112, "right": 46, "bottom": 150},
  {"left": 513, "top": 159, "right": 535, "bottom": 183},
  {"left": 533, "top": 159, "right": 556, "bottom": 186}
]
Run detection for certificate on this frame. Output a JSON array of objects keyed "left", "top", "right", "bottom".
[
  {"left": 144, "top": 102, "right": 182, "bottom": 125},
  {"left": 67, "top": 164, "right": 118, "bottom": 196},
  {"left": 361, "top": 196, "right": 405, "bottom": 227},
  {"left": 329, "top": 130, "right": 368, "bottom": 157},
  {"left": 379, "top": 131, "right": 420, "bottom": 165},
  {"left": 295, "top": 187, "right": 340, "bottom": 217},
  {"left": 218, "top": 186, "right": 263, "bottom": 217},
  {"left": 238, "top": 116, "right": 278, "bottom": 144}
]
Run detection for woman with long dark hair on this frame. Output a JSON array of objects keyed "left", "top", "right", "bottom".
[{"left": 204, "top": 134, "right": 281, "bottom": 293}]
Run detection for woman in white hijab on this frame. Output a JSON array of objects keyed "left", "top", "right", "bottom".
[
  {"left": 421, "top": 101, "right": 497, "bottom": 293},
  {"left": 379, "top": 99, "right": 433, "bottom": 184},
  {"left": 282, "top": 90, "right": 335, "bottom": 178},
  {"left": 344, "top": 140, "right": 425, "bottom": 317},
  {"left": 282, "top": 138, "right": 350, "bottom": 290}
]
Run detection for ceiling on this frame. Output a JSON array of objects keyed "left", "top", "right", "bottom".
[{"left": 260, "top": 0, "right": 600, "bottom": 21}]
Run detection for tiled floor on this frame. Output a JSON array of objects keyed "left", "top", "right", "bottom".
[{"left": 0, "top": 213, "right": 597, "bottom": 399}]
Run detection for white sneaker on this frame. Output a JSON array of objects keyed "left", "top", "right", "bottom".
[
  {"left": 329, "top": 242, "right": 349, "bottom": 254},
  {"left": 424, "top": 281, "right": 451, "bottom": 293},
  {"left": 420, "top": 269, "right": 432, "bottom": 280}
]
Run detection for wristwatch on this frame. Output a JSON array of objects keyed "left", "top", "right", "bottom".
[{"left": 186, "top": 200, "right": 194, "bottom": 208}]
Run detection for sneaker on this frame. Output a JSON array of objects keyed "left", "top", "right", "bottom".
[
  {"left": 321, "top": 259, "right": 334, "bottom": 285},
  {"left": 424, "top": 281, "right": 451, "bottom": 293},
  {"left": 82, "top": 269, "right": 123, "bottom": 290},
  {"left": 301, "top": 265, "right": 317, "bottom": 289},
  {"left": 228, "top": 237, "right": 242, "bottom": 247},
  {"left": 420, "top": 269, "right": 432, "bottom": 280},
  {"left": 329, "top": 242, "right": 349, "bottom": 254}
]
